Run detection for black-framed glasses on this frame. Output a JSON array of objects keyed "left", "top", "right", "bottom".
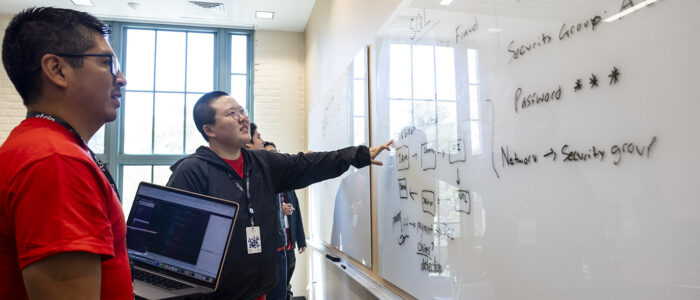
[
  {"left": 209, "top": 109, "right": 248, "bottom": 124},
  {"left": 53, "top": 53, "right": 122, "bottom": 79}
]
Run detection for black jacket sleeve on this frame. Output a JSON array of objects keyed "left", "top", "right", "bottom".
[{"left": 262, "top": 146, "right": 371, "bottom": 193}]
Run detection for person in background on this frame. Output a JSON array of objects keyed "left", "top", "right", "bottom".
[
  {"left": 0, "top": 7, "right": 130, "bottom": 299},
  {"left": 245, "top": 125, "right": 290, "bottom": 300},
  {"left": 264, "top": 141, "right": 307, "bottom": 300},
  {"left": 167, "top": 91, "right": 392, "bottom": 299}
]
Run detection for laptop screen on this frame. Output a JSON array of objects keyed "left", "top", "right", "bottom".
[{"left": 126, "top": 182, "right": 238, "bottom": 288}]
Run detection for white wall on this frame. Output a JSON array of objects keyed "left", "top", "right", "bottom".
[
  {"left": 253, "top": 30, "right": 306, "bottom": 154},
  {"left": 0, "top": 14, "right": 25, "bottom": 144}
]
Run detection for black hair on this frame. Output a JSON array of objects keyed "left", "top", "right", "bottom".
[
  {"left": 193, "top": 91, "right": 229, "bottom": 141},
  {"left": 263, "top": 141, "right": 276, "bottom": 149},
  {"left": 2, "top": 7, "right": 111, "bottom": 105},
  {"left": 249, "top": 123, "right": 257, "bottom": 143}
]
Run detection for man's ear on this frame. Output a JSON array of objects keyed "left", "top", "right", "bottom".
[
  {"left": 203, "top": 124, "right": 216, "bottom": 140},
  {"left": 40, "top": 54, "right": 70, "bottom": 89}
]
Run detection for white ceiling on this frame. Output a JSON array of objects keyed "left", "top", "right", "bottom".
[{"left": 0, "top": 0, "right": 317, "bottom": 32}]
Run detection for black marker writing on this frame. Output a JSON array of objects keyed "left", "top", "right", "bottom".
[
  {"left": 417, "top": 241, "right": 434, "bottom": 257},
  {"left": 392, "top": 211, "right": 401, "bottom": 225},
  {"left": 420, "top": 256, "right": 443, "bottom": 273},
  {"left": 514, "top": 86, "right": 562, "bottom": 113},
  {"left": 611, "top": 136, "right": 657, "bottom": 166},
  {"left": 416, "top": 222, "right": 433, "bottom": 237},
  {"left": 508, "top": 33, "right": 553, "bottom": 63},
  {"left": 398, "top": 234, "right": 409, "bottom": 245},
  {"left": 501, "top": 146, "right": 538, "bottom": 166},
  {"left": 455, "top": 17, "right": 479, "bottom": 44},
  {"left": 562, "top": 145, "right": 605, "bottom": 162},
  {"left": 608, "top": 67, "right": 620, "bottom": 85},
  {"left": 397, "top": 145, "right": 410, "bottom": 171},
  {"left": 435, "top": 223, "right": 456, "bottom": 240},
  {"left": 399, "top": 126, "right": 416, "bottom": 140},
  {"left": 589, "top": 74, "right": 599, "bottom": 88},
  {"left": 559, "top": 15, "right": 601, "bottom": 41},
  {"left": 544, "top": 148, "right": 557, "bottom": 161}
]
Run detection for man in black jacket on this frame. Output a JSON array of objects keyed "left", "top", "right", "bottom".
[{"left": 167, "top": 91, "right": 391, "bottom": 300}]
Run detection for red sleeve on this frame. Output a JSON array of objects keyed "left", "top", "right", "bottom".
[{"left": 11, "top": 154, "right": 116, "bottom": 270}]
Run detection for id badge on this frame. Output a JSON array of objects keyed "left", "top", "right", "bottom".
[{"left": 246, "top": 226, "right": 262, "bottom": 254}]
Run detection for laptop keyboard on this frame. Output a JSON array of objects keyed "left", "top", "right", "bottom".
[{"left": 133, "top": 268, "right": 194, "bottom": 290}]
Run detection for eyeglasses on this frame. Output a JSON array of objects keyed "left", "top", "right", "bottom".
[
  {"left": 55, "top": 53, "right": 121, "bottom": 79},
  {"left": 32, "top": 53, "right": 122, "bottom": 79},
  {"left": 210, "top": 109, "right": 248, "bottom": 124}
]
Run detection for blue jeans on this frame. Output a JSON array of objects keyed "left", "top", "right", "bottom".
[{"left": 267, "top": 250, "right": 287, "bottom": 300}]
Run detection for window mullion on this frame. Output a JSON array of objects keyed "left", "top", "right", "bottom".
[
  {"left": 218, "top": 29, "right": 229, "bottom": 96},
  {"left": 151, "top": 30, "right": 158, "bottom": 156},
  {"left": 432, "top": 45, "right": 438, "bottom": 149},
  {"left": 246, "top": 31, "right": 254, "bottom": 119},
  {"left": 106, "top": 22, "right": 252, "bottom": 204},
  {"left": 183, "top": 32, "right": 189, "bottom": 154},
  {"left": 410, "top": 45, "right": 415, "bottom": 127}
]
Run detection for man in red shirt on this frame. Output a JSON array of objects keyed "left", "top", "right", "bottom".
[{"left": 0, "top": 7, "right": 130, "bottom": 300}]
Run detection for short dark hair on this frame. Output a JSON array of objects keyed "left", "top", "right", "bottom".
[
  {"left": 193, "top": 91, "right": 229, "bottom": 141},
  {"left": 2, "top": 7, "right": 111, "bottom": 105},
  {"left": 250, "top": 123, "right": 257, "bottom": 143},
  {"left": 263, "top": 141, "right": 276, "bottom": 149}
]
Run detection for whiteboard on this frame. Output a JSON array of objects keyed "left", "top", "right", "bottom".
[
  {"left": 309, "top": 48, "right": 372, "bottom": 267},
  {"left": 373, "top": 0, "right": 700, "bottom": 299}
]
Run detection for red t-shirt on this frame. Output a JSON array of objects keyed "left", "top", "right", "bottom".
[
  {"left": 0, "top": 118, "right": 132, "bottom": 300},
  {"left": 222, "top": 154, "right": 244, "bottom": 178}
]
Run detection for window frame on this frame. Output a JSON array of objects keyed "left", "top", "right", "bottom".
[
  {"left": 97, "top": 21, "right": 254, "bottom": 199},
  {"left": 387, "top": 41, "right": 460, "bottom": 152},
  {"left": 348, "top": 47, "right": 370, "bottom": 147}
]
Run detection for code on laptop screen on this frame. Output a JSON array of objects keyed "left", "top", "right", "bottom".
[{"left": 126, "top": 184, "right": 236, "bottom": 285}]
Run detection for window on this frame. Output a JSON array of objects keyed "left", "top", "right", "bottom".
[
  {"left": 387, "top": 43, "right": 480, "bottom": 155},
  {"left": 350, "top": 48, "right": 368, "bottom": 146},
  {"left": 466, "top": 49, "right": 481, "bottom": 155},
  {"left": 89, "top": 23, "right": 253, "bottom": 216},
  {"left": 388, "top": 43, "right": 458, "bottom": 153},
  {"left": 386, "top": 43, "right": 481, "bottom": 277}
]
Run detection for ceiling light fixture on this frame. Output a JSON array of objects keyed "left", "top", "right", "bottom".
[
  {"left": 71, "top": 0, "right": 94, "bottom": 7},
  {"left": 440, "top": 0, "right": 454, "bottom": 5},
  {"left": 255, "top": 11, "right": 274, "bottom": 19},
  {"left": 604, "top": 0, "right": 658, "bottom": 23}
]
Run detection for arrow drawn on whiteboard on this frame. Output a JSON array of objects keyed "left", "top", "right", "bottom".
[
  {"left": 456, "top": 169, "right": 461, "bottom": 185},
  {"left": 544, "top": 148, "right": 557, "bottom": 161},
  {"left": 409, "top": 191, "right": 419, "bottom": 201},
  {"left": 485, "top": 99, "right": 500, "bottom": 179}
]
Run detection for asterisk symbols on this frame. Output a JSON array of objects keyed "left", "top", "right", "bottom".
[
  {"left": 608, "top": 67, "right": 620, "bottom": 85},
  {"left": 574, "top": 79, "right": 583, "bottom": 92},
  {"left": 589, "top": 74, "right": 599, "bottom": 88}
]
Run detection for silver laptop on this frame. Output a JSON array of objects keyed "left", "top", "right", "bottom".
[{"left": 126, "top": 182, "right": 239, "bottom": 300}]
